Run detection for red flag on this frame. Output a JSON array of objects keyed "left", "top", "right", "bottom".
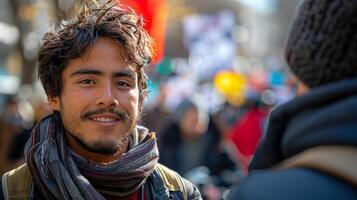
[{"left": 118, "top": 0, "right": 168, "bottom": 64}]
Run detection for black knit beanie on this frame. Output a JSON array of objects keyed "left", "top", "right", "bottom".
[{"left": 285, "top": 0, "right": 357, "bottom": 88}]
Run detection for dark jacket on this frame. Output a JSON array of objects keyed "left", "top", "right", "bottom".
[{"left": 228, "top": 79, "right": 357, "bottom": 200}]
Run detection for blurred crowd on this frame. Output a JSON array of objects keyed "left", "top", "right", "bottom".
[{"left": 140, "top": 62, "right": 296, "bottom": 198}]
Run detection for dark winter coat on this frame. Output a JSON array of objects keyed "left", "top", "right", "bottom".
[{"left": 228, "top": 78, "right": 357, "bottom": 200}]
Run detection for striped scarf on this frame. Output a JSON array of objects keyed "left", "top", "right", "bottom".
[{"left": 25, "top": 112, "right": 159, "bottom": 200}]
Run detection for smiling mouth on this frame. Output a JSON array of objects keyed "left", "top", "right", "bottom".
[
  {"left": 88, "top": 113, "right": 120, "bottom": 123},
  {"left": 83, "top": 108, "right": 128, "bottom": 123},
  {"left": 89, "top": 117, "right": 118, "bottom": 122}
]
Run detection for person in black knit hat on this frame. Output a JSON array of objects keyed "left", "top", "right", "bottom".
[
  {"left": 285, "top": 0, "right": 357, "bottom": 88},
  {"left": 227, "top": 0, "right": 357, "bottom": 199}
]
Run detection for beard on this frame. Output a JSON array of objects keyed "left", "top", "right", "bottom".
[
  {"left": 66, "top": 128, "right": 131, "bottom": 155},
  {"left": 60, "top": 103, "right": 138, "bottom": 156}
]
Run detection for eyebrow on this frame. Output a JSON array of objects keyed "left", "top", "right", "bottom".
[
  {"left": 70, "top": 69, "right": 136, "bottom": 79},
  {"left": 113, "top": 71, "right": 136, "bottom": 79},
  {"left": 70, "top": 69, "right": 102, "bottom": 77}
]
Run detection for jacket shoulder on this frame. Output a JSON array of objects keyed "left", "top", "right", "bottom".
[
  {"left": 156, "top": 164, "right": 183, "bottom": 191},
  {"left": 1, "top": 164, "right": 31, "bottom": 200},
  {"left": 228, "top": 168, "right": 357, "bottom": 200},
  {"left": 156, "top": 163, "right": 201, "bottom": 200}
]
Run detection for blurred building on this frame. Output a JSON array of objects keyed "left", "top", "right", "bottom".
[{"left": 165, "top": 0, "right": 300, "bottom": 69}]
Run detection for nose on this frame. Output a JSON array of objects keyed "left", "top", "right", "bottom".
[{"left": 96, "top": 83, "right": 119, "bottom": 107}]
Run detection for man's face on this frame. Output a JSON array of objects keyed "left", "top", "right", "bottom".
[{"left": 50, "top": 37, "right": 140, "bottom": 161}]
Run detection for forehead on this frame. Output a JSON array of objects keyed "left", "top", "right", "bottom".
[{"left": 63, "top": 37, "right": 137, "bottom": 76}]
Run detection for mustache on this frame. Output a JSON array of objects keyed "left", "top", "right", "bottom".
[{"left": 82, "top": 108, "right": 129, "bottom": 122}]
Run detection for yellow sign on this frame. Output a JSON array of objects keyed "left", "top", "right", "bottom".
[{"left": 214, "top": 71, "right": 247, "bottom": 106}]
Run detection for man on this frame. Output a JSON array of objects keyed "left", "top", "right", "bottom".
[
  {"left": 228, "top": 0, "right": 357, "bottom": 199},
  {"left": 1, "top": 1, "right": 201, "bottom": 200},
  {"left": 158, "top": 96, "right": 239, "bottom": 176},
  {"left": 158, "top": 96, "right": 239, "bottom": 199}
]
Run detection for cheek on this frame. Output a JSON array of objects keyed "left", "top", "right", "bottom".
[
  {"left": 59, "top": 98, "right": 78, "bottom": 121},
  {"left": 60, "top": 90, "right": 89, "bottom": 116},
  {"left": 64, "top": 86, "right": 93, "bottom": 102}
]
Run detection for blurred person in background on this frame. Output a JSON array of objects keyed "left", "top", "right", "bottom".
[
  {"left": 0, "top": 95, "right": 35, "bottom": 174},
  {"left": 0, "top": 1, "right": 201, "bottom": 200},
  {"left": 228, "top": 97, "right": 269, "bottom": 174},
  {"left": 143, "top": 82, "right": 171, "bottom": 133},
  {"left": 228, "top": 0, "right": 357, "bottom": 199},
  {"left": 0, "top": 97, "right": 24, "bottom": 175},
  {"left": 6, "top": 91, "right": 52, "bottom": 168},
  {"left": 158, "top": 95, "right": 240, "bottom": 199}
]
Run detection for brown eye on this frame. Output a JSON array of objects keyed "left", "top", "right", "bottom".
[
  {"left": 79, "top": 79, "right": 95, "bottom": 84},
  {"left": 115, "top": 81, "right": 131, "bottom": 88}
]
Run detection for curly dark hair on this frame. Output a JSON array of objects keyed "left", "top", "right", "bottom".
[{"left": 38, "top": 0, "right": 154, "bottom": 105}]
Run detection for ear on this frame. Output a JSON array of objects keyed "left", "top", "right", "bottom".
[
  {"left": 48, "top": 96, "right": 61, "bottom": 111},
  {"left": 296, "top": 80, "right": 310, "bottom": 96}
]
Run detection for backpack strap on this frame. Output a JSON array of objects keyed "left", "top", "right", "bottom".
[
  {"left": 273, "top": 145, "right": 357, "bottom": 187},
  {"left": 2, "top": 164, "right": 31, "bottom": 200},
  {"left": 156, "top": 163, "right": 188, "bottom": 200}
]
